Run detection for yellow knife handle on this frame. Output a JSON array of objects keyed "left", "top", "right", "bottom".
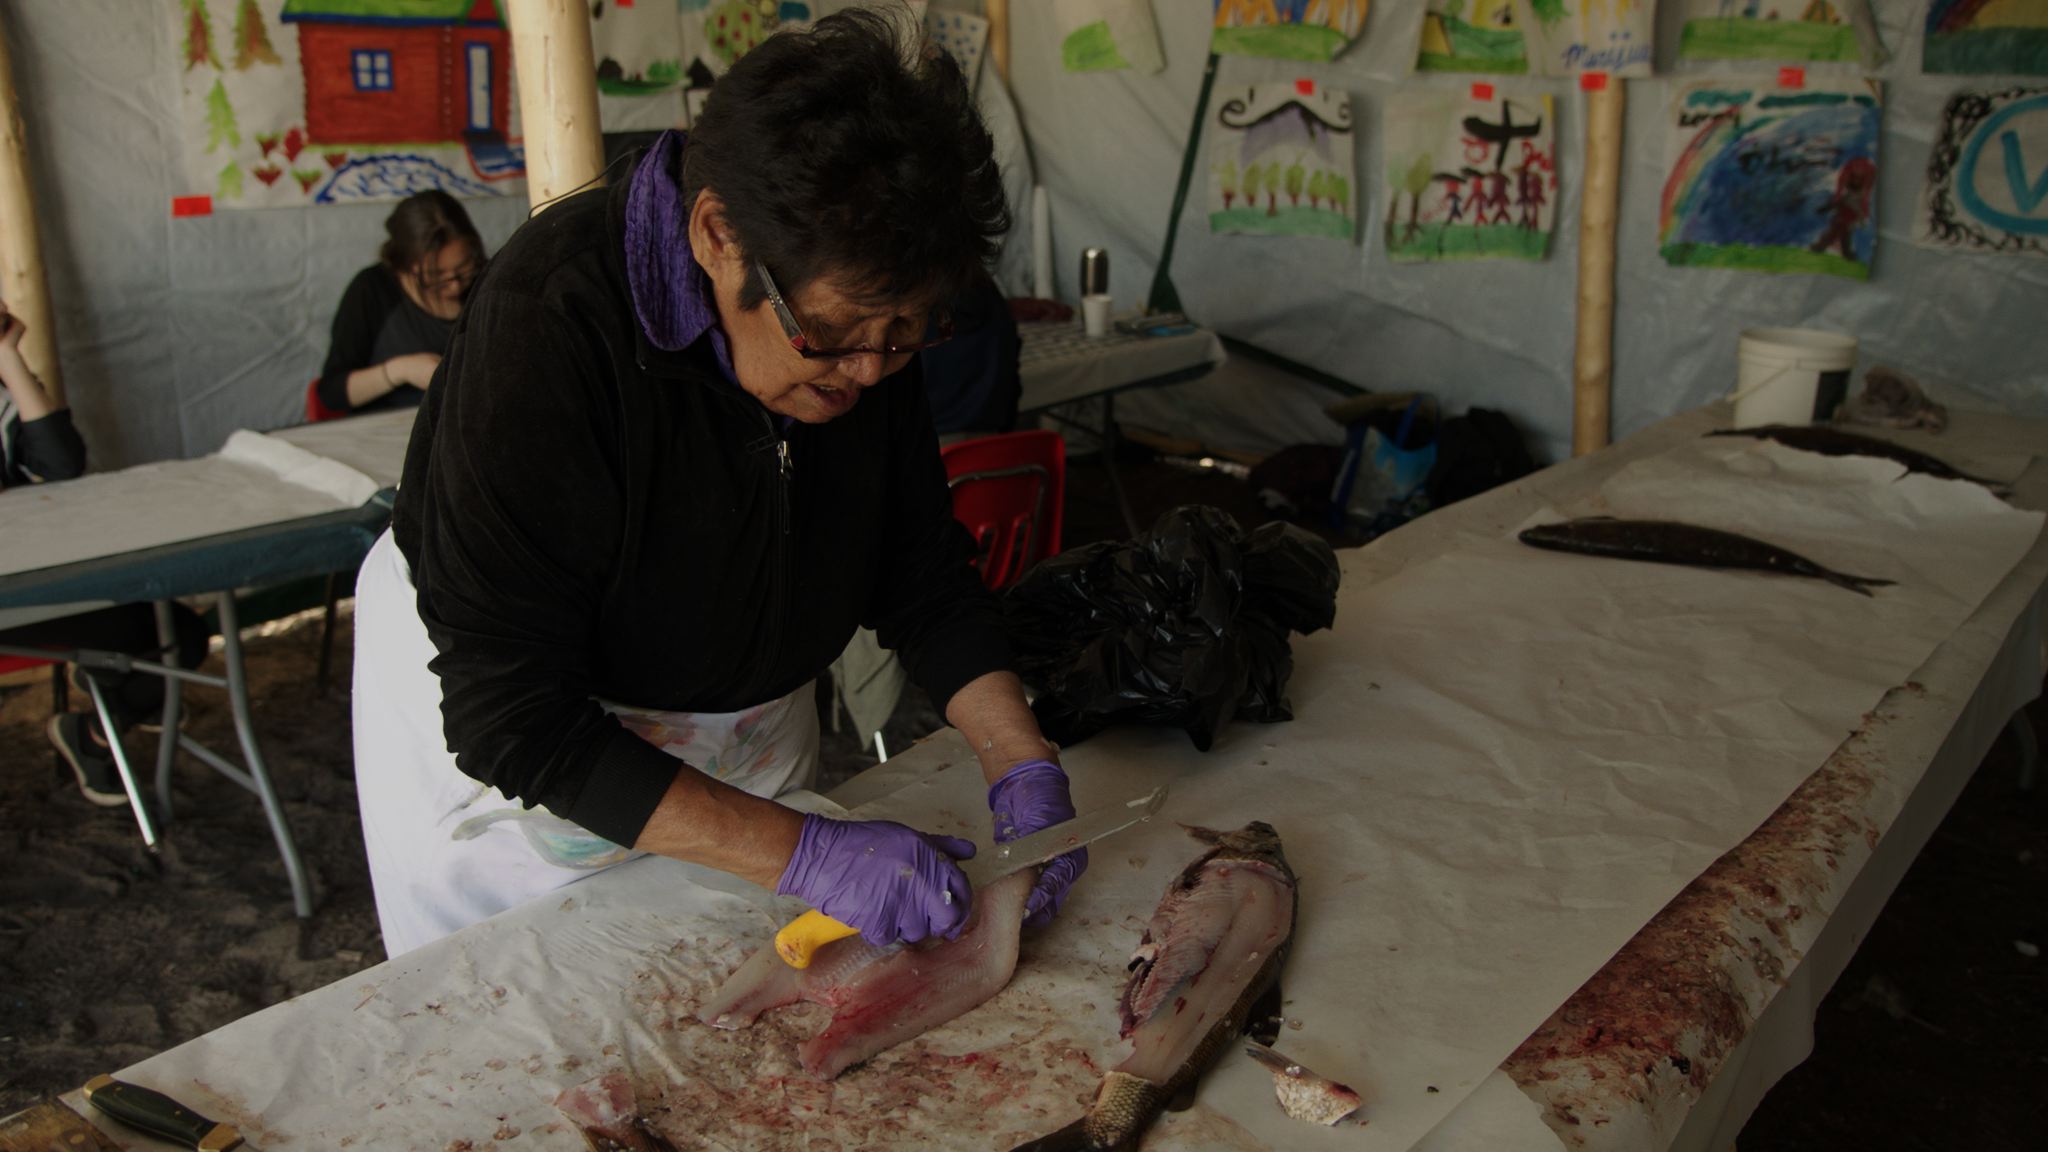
[{"left": 775, "top": 909, "right": 861, "bottom": 968}]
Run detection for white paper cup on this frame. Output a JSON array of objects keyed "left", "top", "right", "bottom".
[{"left": 1082, "top": 293, "right": 1112, "bottom": 337}]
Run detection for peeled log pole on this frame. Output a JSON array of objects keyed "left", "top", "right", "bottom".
[
  {"left": 506, "top": 0, "right": 604, "bottom": 213},
  {"left": 0, "top": 8, "right": 62, "bottom": 405},
  {"left": 987, "top": 0, "right": 1010, "bottom": 85},
  {"left": 1573, "top": 83, "right": 1624, "bottom": 457}
]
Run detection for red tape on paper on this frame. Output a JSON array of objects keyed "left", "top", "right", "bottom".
[
  {"left": 1778, "top": 66, "right": 1806, "bottom": 89},
  {"left": 1471, "top": 82, "right": 1495, "bottom": 102},
  {"left": 1295, "top": 77, "right": 1315, "bottom": 96},
  {"left": 1579, "top": 71, "right": 1609, "bottom": 92},
  {"left": 171, "top": 195, "right": 213, "bottom": 218}
]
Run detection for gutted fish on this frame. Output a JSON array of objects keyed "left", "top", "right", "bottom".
[
  {"left": 1709, "top": 423, "right": 2004, "bottom": 492},
  {"left": 1015, "top": 822, "right": 1298, "bottom": 1151},
  {"left": 1518, "top": 518, "right": 1895, "bottom": 597},
  {"left": 554, "top": 1072, "right": 680, "bottom": 1152},
  {"left": 697, "top": 871, "right": 1033, "bottom": 1079},
  {"left": 1244, "top": 1042, "right": 1364, "bottom": 1126}
]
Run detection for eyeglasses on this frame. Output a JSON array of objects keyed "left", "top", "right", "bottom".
[
  {"left": 755, "top": 260, "right": 953, "bottom": 360},
  {"left": 418, "top": 258, "right": 483, "bottom": 292}
]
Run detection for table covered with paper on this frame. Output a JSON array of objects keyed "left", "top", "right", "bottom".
[{"left": 65, "top": 403, "right": 2048, "bottom": 1152}]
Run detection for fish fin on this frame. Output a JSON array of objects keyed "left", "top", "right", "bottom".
[
  {"left": 1010, "top": 1118, "right": 1090, "bottom": 1152},
  {"left": 1822, "top": 571, "right": 1894, "bottom": 597},
  {"left": 1243, "top": 977, "right": 1285, "bottom": 1046}
]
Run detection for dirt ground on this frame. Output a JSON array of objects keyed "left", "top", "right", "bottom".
[{"left": 3, "top": 456, "right": 2044, "bottom": 1148}]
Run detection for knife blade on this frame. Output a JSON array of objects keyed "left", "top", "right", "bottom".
[
  {"left": 957, "top": 785, "right": 1167, "bottom": 890},
  {"left": 82, "top": 1076, "right": 242, "bottom": 1151},
  {"left": 773, "top": 785, "right": 1168, "bottom": 968}
]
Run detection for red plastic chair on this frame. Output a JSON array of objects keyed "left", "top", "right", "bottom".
[
  {"left": 305, "top": 378, "right": 348, "bottom": 423},
  {"left": 0, "top": 654, "right": 69, "bottom": 717},
  {"left": 941, "top": 431, "right": 1065, "bottom": 591}
]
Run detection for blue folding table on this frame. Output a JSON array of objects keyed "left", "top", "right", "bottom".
[{"left": 1, "top": 421, "right": 406, "bottom": 918}]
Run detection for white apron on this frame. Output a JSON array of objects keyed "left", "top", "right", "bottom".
[{"left": 352, "top": 530, "right": 817, "bottom": 957}]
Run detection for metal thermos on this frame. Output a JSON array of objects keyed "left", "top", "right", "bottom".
[{"left": 1080, "top": 248, "right": 1109, "bottom": 297}]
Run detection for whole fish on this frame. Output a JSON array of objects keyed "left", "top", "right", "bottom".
[
  {"left": 1518, "top": 518, "right": 1894, "bottom": 596},
  {"left": 697, "top": 871, "right": 1033, "bottom": 1079},
  {"left": 1708, "top": 424, "right": 2006, "bottom": 493},
  {"left": 1015, "top": 823, "right": 1298, "bottom": 1151}
]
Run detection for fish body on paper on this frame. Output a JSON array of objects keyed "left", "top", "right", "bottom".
[
  {"left": 1709, "top": 423, "right": 2003, "bottom": 492},
  {"left": 697, "top": 871, "right": 1034, "bottom": 1079},
  {"left": 1016, "top": 822, "right": 1299, "bottom": 1151},
  {"left": 1518, "top": 518, "right": 1895, "bottom": 597}
]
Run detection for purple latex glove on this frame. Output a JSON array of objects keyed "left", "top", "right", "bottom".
[
  {"left": 989, "top": 759, "right": 1087, "bottom": 929},
  {"left": 775, "top": 813, "right": 977, "bottom": 946}
]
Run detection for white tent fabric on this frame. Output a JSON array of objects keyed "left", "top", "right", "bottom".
[
  {"left": 1002, "top": 2, "right": 2048, "bottom": 462},
  {"left": 10, "top": 3, "right": 2044, "bottom": 470}
]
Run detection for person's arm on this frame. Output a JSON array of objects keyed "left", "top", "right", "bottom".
[
  {"left": 317, "top": 269, "right": 440, "bottom": 413},
  {"left": 0, "top": 307, "right": 85, "bottom": 482},
  {"left": 404, "top": 287, "right": 685, "bottom": 845},
  {"left": 866, "top": 362, "right": 1019, "bottom": 758},
  {"left": 408, "top": 289, "right": 970, "bottom": 943}
]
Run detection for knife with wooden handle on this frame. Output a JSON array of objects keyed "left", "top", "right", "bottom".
[{"left": 82, "top": 1076, "right": 242, "bottom": 1151}]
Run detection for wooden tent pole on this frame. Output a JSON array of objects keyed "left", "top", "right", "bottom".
[
  {"left": 1573, "top": 82, "right": 1624, "bottom": 457},
  {"left": 0, "top": 7, "right": 63, "bottom": 406},
  {"left": 506, "top": 0, "right": 604, "bottom": 213},
  {"left": 987, "top": 0, "right": 1011, "bottom": 86}
]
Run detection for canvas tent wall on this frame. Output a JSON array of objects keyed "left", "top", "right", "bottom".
[{"left": 4, "top": 2, "right": 2043, "bottom": 471}]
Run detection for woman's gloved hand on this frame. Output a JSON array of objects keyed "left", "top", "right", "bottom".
[
  {"left": 989, "top": 759, "right": 1087, "bottom": 929},
  {"left": 775, "top": 813, "right": 977, "bottom": 945}
]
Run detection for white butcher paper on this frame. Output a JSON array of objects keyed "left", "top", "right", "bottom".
[{"left": 67, "top": 427, "right": 2043, "bottom": 1151}]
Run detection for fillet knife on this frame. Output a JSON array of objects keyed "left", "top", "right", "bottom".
[
  {"left": 774, "top": 785, "right": 1167, "bottom": 968},
  {"left": 83, "top": 1075, "right": 243, "bottom": 1151}
]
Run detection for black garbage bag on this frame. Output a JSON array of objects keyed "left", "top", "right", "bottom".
[{"left": 1006, "top": 506, "right": 1340, "bottom": 751}]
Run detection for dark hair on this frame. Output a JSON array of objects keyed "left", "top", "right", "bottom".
[
  {"left": 679, "top": 7, "right": 1009, "bottom": 312},
  {"left": 379, "top": 190, "right": 483, "bottom": 274}
]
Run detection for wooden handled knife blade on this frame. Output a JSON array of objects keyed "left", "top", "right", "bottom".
[{"left": 82, "top": 1077, "right": 242, "bottom": 1151}]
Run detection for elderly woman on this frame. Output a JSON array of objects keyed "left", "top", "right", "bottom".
[{"left": 351, "top": 10, "right": 1080, "bottom": 956}]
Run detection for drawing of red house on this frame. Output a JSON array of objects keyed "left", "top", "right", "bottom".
[{"left": 281, "top": 0, "right": 512, "bottom": 146}]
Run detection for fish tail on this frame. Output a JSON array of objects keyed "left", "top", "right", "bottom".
[{"left": 1822, "top": 570, "right": 1894, "bottom": 597}]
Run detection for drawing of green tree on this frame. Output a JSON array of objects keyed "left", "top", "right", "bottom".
[
  {"left": 1264, "top": 161, "right": 1282, "bottom": 215},
  {"left": 1241, "top": 162, "right": 1262, "bottom": 212},
  {"left": 233, "top": 0, "right": 281, "bottom": 70},
  {"left": 1528, "top": 0, "right": 1566, "bottom": 28},
  {"left": 1332, "top": 174, "right": 1350, "bottom": 216},
  {"left": 1284, "top": 157, "right": 1306, "bottom": 207},
  {"left": 1218, "top": 158, "right": 1239, "bottom": 209},
  {"left": 1398, "top": 154, "right": 1433, "bottom": 241},
  {"left": 183, "top": 0, "right": 221, "bottom": 71},
  {"left": 204, "top": 77, "right": 240, "bottom": 154},
  {"left": 218, "top": 160, "right": 244, "bottom": 203},
  {"left": 1444, "top": 0, "right": 1466, "bottom": 19},
  {"left": 1308, "top": 170, "right": 1328, "bottom": 210}
]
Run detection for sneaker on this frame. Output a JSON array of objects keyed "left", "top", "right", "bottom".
[
  {"left": 66, "top": 665, "right": 187, "bottom": 734},
  {"left": 47, "top": 712, "right": 130, "bottom": 808}
]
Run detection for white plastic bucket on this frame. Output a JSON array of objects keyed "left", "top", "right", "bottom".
[{"left": 1729, "top": 328, "right": 1857, "bottom": 428}]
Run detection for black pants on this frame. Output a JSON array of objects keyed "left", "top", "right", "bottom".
[{"left": 0, "top": 603, "right": 212, "bottom": 730}]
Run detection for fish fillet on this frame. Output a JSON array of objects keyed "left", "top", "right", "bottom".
[{"left": 698, "top": 871, "right": 1034, "bottom": 1079}]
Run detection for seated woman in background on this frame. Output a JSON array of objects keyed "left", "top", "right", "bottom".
[
  {"left": 316, "top": 190, "right": 486, "bottom": 416},
  {"left": 0, "top": 303, "right": 210, "bottom": 807}
]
